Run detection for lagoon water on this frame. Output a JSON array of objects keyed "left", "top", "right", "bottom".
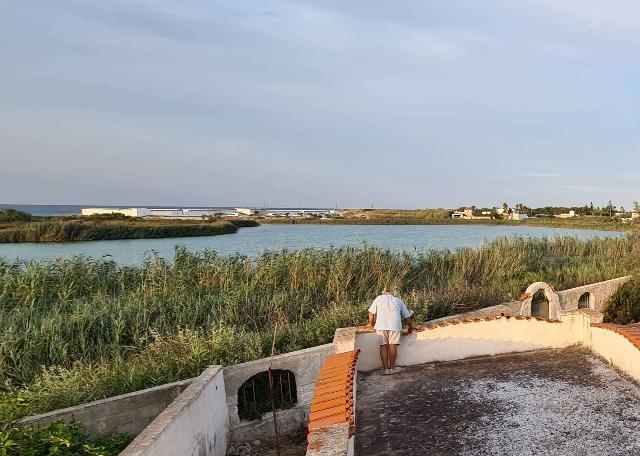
[{"left": 0, "top": 224, "right": 623, "bottom": 266}]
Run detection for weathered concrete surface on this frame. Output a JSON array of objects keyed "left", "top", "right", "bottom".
[
  {"left": 306, "top": 423, "right": 351, "bottom": 456},
  {"left": 19, "top": 378, "right": 192, "bottom": 437},
  {"left": 355, "top": 347, "right": 640, "bottom": 456}
]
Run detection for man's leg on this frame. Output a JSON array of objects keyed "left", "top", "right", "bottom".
[
  {"left": 388, "top": 344, "right": 398, "bottom": 369},
  {"left": 379, "top": 344, "right": 389, "bottom": 370}
]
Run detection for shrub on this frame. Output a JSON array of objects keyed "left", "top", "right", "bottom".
[
  {"left": 0, "top": 421, "right": 131, "bottom": 456},
  {"left": 603, "top": 278, "right": 640, "bottom": 324}
]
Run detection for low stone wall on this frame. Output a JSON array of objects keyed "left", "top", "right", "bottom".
[
  {"left": 224, "top": 344, "right": 334, "bottom": 443},
  {"left": 354, "top": 314, "right": 587, "bottom": 372},
  {"left": 557, "top": 276, "right": 631, "bottom": 312},
  {"left": 121, "top": 366, "right": 227, "bottom": 456},
  {"left": 19, "top": 378, "right": 192, "bottom": 437}
]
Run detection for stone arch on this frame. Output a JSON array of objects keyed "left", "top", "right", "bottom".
[
  {"left": 520, "top": 282, "right": 561, "bottom": 320},
  {"left": 578, "top": 292, "right": 592, "bottom": 309}
]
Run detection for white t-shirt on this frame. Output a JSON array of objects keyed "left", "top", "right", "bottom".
[{"left": 368, "top": 294, "right": 413, "bottom": 331}]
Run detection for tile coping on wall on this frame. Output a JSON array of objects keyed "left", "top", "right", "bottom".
[{"left": 306, "top": 350, "right": 360, "bottom": 456}]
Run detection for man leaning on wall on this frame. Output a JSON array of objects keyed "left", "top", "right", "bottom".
[{"left": 367, "top": 288, "right": 421, "bottom": 375}]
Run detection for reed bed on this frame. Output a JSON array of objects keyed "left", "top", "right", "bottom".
[
  {"left": 0, "top": 220, "right": 244, "bottom": 243},
  {"left": 1, "top": 234, "right": 639, "bottom": 420}
]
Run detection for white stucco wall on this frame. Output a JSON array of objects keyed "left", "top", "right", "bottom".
[
  {"left": 588, "top": 327, "right": 640, "bottom": 383},
  {"left": 121, "top": 366, "right": 228, "bottom": 456},
  {"left": 355, "top": 315, "right": 587, "bottom": 372}
]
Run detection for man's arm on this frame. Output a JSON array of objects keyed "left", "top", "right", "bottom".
[
  {"left": 367, "top": 312, "right": 376, "bottom": 329},
  {"left": 403, "top": 316, "right": 422, "bottom": 334}
]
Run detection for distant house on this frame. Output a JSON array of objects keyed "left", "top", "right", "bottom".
[
  {"left": 556, "top": 210, "right": 577, "bottom": 219},
  {"left": 510, "top": 213, "right": 528, "bottom": 221},
  {"left": 234, "top": 208, "right": 264, "bottom": 216},
  {"left": 451, "top": 209, "right": 491, "bottom": 220},
  {"left": 451, "top": 209, "right": 474, "bottom": 219}
]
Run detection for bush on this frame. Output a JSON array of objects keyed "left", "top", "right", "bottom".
[
  {"left": 603, "top": 278, "right": 640, "bottom": 324},
  {"left": 0, "top": 421, "right": 131, "bottom": 456}
]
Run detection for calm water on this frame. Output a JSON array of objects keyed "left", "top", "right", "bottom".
[{"left": 0, "top": 224, "right": 623, "bottom": 265}]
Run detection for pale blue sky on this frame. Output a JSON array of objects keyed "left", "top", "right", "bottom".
[{"left": 1, "top": 0, "right": 639, "bottom": 208}]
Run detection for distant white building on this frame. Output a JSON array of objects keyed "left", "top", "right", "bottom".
[
  {"left": 81, "top": 207, "right": 150, "bottom": 217},
  {"left": 510, "top": 213, "right": 528, "bottom": 221},
  {"left": 451, "top": 209, "right": 474, "bottom": 219},
  {"left": 234, "top": 208, "right": 264, "bottom": 216},
  {"left": 556, "top": 210, "right": 577, "bottom": 219}
]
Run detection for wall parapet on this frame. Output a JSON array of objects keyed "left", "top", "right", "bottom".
[{"left": 355, "top": 313, "right": 586, "bottom": 372}]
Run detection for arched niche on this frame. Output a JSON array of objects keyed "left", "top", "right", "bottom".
[
  {"left": 578, "top": 292, "right": 592, "bottom": 309},
  {"left": 520, "top": 282, "right": 561, "bottom": 320}
]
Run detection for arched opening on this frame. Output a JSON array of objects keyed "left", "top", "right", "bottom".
[
  {"left": 531, "top": 289, "right": 550, "bottom": 319},
  {"left": 578, "top": 292, "right": 592, "bottom": 309},
  {"left": 237, "top": 370, "right": 297, "bottom": 421}
]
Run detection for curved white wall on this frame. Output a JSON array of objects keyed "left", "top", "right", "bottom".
[
  {"left": 588, "top": 327, "right": 640, "bottom": 383},
  {"left": 355, "top": 315, "right": 587, "bottom": 372}
]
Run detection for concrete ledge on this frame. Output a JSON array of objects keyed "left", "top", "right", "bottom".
[
  {"left": 19, "top": 378, "right": 192, "bottom": 437},
  {"left": 306, "top": 423, "right": 351, "bottom": 456}
]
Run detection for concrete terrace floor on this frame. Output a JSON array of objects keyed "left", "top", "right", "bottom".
[{"left": 355, "top": 347, "right": 640, "bottom": 456}]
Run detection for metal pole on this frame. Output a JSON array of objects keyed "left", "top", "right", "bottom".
[{"left": 268, "top": 323, "right": 281, "bottom": 456}]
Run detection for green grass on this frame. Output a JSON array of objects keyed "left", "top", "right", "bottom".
[{"left": 1, "top": 234, "right": 639, "bottom": 425}]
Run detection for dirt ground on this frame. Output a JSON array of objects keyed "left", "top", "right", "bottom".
[{"left": 355, "top": 347, "right": 640, "bottom": 456}]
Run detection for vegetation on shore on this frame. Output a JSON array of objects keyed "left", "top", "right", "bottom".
[
  {"left": 262, "top": 215, "right": 634, "bottom": 231},
  {"left": 1, "top": 235, "right": 639, "bottom": 424},
  {"left": 0, "top": 210, "right": 258, "bottom": 243}
]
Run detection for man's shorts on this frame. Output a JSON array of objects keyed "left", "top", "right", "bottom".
[{"left": 376, "top": 330, "right": 402, "bottom": 345}]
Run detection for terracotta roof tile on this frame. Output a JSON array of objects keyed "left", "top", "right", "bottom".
[{"left": 307, "top": 349, "right": 360, "bottom": 438}]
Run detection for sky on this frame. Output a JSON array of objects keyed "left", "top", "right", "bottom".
[{"left": 1, "top": 0, "right": 639, "bottom": 209}]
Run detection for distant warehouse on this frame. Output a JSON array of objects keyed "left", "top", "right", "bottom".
[{"left": 81, "top": 207, "right": 151, "bottom": 217}]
